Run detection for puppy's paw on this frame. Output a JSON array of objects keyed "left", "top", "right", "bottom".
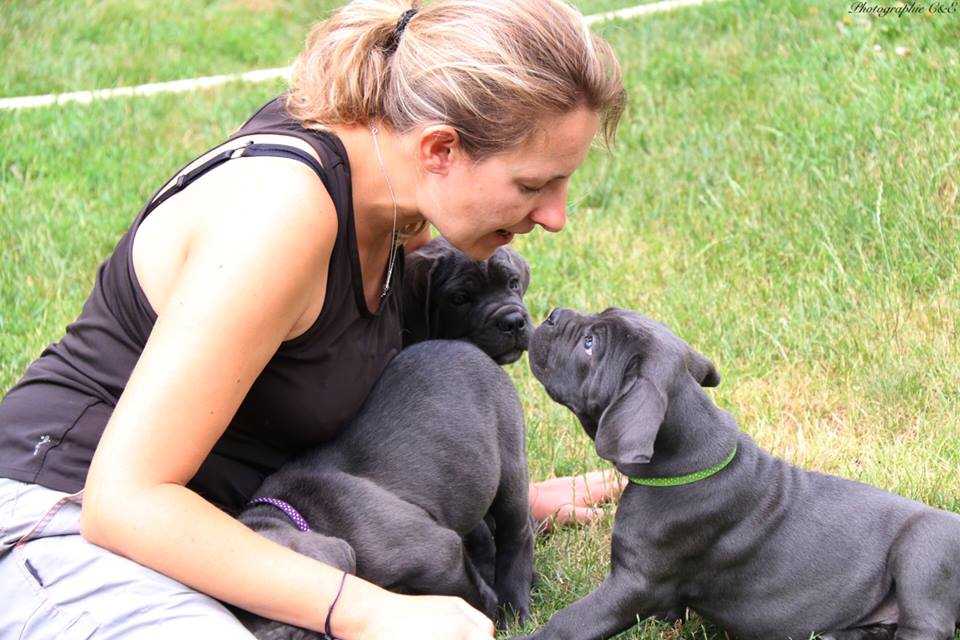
[
  {"left": 650, "top": 607, "right": 684, "bottom": 625},
  {"left": 286, "top": 533, "right": 356, "bottom": 575},
  {"left": 314, "top": 537, "right": 356, "bottom": 574},
  {"left": 477, "top": 583, "right": 501, "bottom": 625},
  {"left": 496, "top": 600, "right": 530, "bottom": 629}
]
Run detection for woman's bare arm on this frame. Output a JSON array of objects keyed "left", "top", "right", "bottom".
[
  {"left": 529, "top": 470, "right": 626, "bottom": 532},
  {"left": 81, "top": 158, "right": 492, "bottom": 639}
]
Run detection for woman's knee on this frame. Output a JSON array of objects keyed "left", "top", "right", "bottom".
[{"left": 0, "top": 487, "right": 255, "bottom": 640}]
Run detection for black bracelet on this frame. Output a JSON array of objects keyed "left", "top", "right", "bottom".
[{"left": 325, "top": 571, "right": 349, "bottom": 639}]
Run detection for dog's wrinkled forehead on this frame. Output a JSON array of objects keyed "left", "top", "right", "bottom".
[
  {"left": 598, "top": 308, "right": 681, "bottom": 354},
  {"left": 597, "top": 307, "right": 721, "bottom": 388},
  {"left": 489, "top": 246, "right": 523, "bottom": 273},
  {"left": 480, "top": 246, "right": 525, "bottom": 281},
  {"left": 444, "top": 246, "right": 524, "bottom": 285}
]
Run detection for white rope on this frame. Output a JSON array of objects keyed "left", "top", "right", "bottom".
[
  {"left": 585, "top": 0, "right": 719, "bottom": 24},
  {"left": 0, "top": 0, "right": 722, "bottom": 111}
]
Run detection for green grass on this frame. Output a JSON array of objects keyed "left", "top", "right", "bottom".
[
  {"left": 0, "top": 0, "right": 646, "bottom": 97},
  {"left": 2, "top": 0, "right": 959, "bottom": 638}
]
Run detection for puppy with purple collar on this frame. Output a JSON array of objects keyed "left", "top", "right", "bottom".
[{"left": 234, "top": 240, "right": 536, "bottom": 639}]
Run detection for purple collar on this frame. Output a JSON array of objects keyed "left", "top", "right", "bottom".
[{"left": 248, "top": 497, "right": 311, "bottom": 532}]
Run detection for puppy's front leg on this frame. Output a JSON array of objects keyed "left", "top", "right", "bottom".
[{"left": 515, "top": 571, "right": 659, "bottom": 640}]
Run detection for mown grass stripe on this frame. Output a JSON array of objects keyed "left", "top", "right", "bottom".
[
  {"left": 0, "top": 67, "right": 292, "bottom": 111},
  {"left": 585, "top": 0, "right": 720, "bottom": 23}
]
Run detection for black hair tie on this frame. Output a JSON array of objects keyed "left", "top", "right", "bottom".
[{"left": 383, "top": 8, "right": 417, "bottom": 55}]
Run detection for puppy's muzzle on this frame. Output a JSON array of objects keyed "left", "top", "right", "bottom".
[{"left": 496, "top": 311, "right": 527, "bottom": 336}]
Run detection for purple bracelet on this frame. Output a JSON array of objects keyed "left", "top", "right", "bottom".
[{"left": 247, "top": 496, "right": 311, "bottom": 532}]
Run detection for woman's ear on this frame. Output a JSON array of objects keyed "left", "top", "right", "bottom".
[{"left": 418, "top": 125, "right": 461, "bottom": 175}]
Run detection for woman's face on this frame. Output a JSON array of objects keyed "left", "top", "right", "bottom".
[{"left": 417, "top": 107, "right": 600, "bottom": 260}]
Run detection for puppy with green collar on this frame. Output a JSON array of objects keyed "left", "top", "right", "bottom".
[{"left": 517, "top": 307, "right": 960, "bottom": 640}]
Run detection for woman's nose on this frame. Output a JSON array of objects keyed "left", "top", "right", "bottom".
[{"left": 529, "top": 194, "right": 567, "bottom": 233}]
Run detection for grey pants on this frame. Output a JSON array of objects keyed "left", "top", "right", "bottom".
[{"left": 0, "top": 477, "right": 257, "bottom": 639}]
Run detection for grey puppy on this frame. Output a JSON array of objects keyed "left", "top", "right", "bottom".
[
  {"left": 234, "top": 243, "right": 535, "bottom": 639},
  {"left": 402, "top": 236, "right": 532, "bottom": 364},
  {"left": 516, "top": 307, "right": 960, "bottom": 640}
]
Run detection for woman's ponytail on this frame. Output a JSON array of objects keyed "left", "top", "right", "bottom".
[{"left": 287, "top": 1, "right": 418, "bottom": 126}]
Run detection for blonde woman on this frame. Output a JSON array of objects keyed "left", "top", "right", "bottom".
[{"left": 0, "top": 0, "right": 626, "bottom": 637}]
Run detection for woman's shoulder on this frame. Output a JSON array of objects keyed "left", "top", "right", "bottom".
[
  {"left": 188, "top": 137, "right": 334, "bottom": 233},
  {"left": 133, "top": 134, "right": 338, "bottom": 329},
  {"left": 191, "top": 153, "right": 336, "bottom": 263}
]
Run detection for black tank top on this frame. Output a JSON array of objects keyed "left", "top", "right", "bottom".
[{"left": 0, "top": 96, "right": 404, "bottom": 515}]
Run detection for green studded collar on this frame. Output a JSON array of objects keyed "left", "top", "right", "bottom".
[{"left": 628, "top": 444, "right": 738, "bottom": 487}]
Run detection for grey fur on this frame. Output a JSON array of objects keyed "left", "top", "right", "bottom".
[
  {"left": 516, "top": 307, "right": 960, "bottom": 640},
  {"left": 233, "top": 243, "right": 535, "bottom": 639}
]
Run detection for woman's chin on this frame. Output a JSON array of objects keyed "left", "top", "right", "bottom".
[{"left": 478, "top": 231, "right": 515, "bottom": 257}]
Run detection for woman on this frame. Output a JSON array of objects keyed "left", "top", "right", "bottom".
[{"left": 0, "top": 0, "right": 625, "bottom": 638}]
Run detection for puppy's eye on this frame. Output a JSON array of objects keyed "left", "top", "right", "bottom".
[
  {"left": 450, "top": 292, "right": 471, "bottom": 306},
  {"left": 583, "top": 335, "right": 594, "bottom": 354},
  {"left": 508, "top": 277, "right": 521, "bottom": 291}
]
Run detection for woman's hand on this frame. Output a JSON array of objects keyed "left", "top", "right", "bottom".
[
  {"left": 358, "top": 592, "right": 494, "bottom": 640},
  {"left": 529, "top": 469, "right": 627, "bottom": 532}
]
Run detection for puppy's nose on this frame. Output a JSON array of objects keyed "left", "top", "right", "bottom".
[
  {"left": 545, "top": 308, "right": 561, "bottom": 325},
  {"left": 497, "top": 311, "right": 527, "bottom": 334}
]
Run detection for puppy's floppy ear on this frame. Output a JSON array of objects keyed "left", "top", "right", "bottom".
[
  {"left": 501, "top": 247, "right": 531, "bottom": 295},
  {"left": 594, "top": 358, "right": 669, "bottom": 476},
  {"left": 402, "top": 248, "right": 444, "bottom": 344},
  {"left": 685, "top": 348, "right": 720, "bottom": 387},
  {"left": 609, "top": 308, "right": 718, "bottom": 387}
]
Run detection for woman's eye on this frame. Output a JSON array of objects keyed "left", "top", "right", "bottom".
[
  {"left": 451, "top": 292, "right": 471, "bottom": 306},
  {"left": 583, "top": 335, "right": 594, "bottom": 353},
  {"left": 520, "top": 183, "right": 544, "bottom": 195},
  {"left": 508, "top": 278, "right": 520, "bottom": 291}
]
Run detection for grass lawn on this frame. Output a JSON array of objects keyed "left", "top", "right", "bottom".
[
  {"left": 0, "top": 0, "right": 646, "bottom": 96},
  {"left": 1, "top": 0, "right": 959, "bottom": 638}
]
